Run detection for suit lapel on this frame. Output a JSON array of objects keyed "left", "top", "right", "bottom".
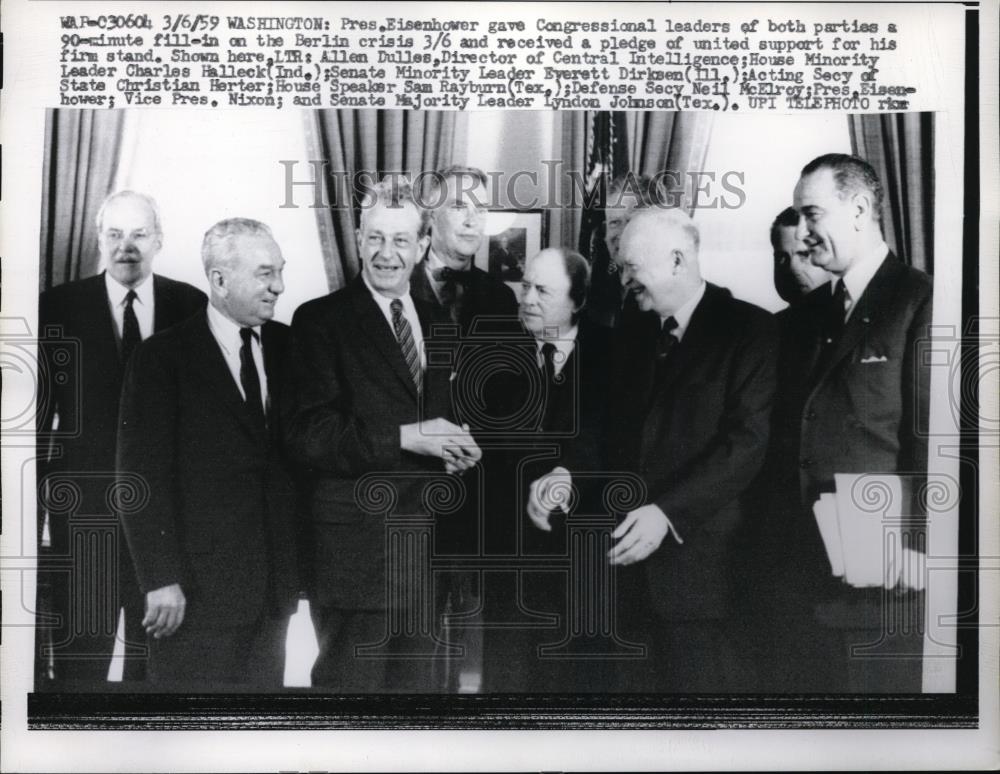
[
  {"left": 630, "top": 311, "right": 661, "bottom": 414},
  {"left": 812, "top": 255, "right": 900, "bottom": 385},
  {"left": 349, "top": 279, "right": 419, "bottom": 401},
  {"left": 89, "top": 273, "right": 123, "bottom": 370},
  {"left": 650, "top": 284, "right": 719, "bottom": 397},
  {"left": 188, "top": 313, "right": 263, "bottom": 438},
  {"left": 152, "top": 275, "right": 172, "bottom": 332},
  {"left": 409, "top": 261, "right": 443, "bottom": 315}
]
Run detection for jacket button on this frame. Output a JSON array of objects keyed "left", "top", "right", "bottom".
[
  {"left": 799, "top": 458, "right": 812, "bottom": 469},
  {"left": 805, "top": 410, "right": 817, "bottom": 421}
]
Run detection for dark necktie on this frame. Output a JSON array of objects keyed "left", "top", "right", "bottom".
[
  {"left": 656, "top": 316, "right": 679, "bottom": 360},
  {"left": 390, "top": 298, "right": 422, "bottom": 393},
  {"left": 239, "top": 327, "right": 265, "bottom": 424},
  {"left": 541, "top": 341, "right": 557, "bottom": 385},
  {"left": 650, "top": 316, "right": 679, "bottom": 406},
  {"left": 822, "top": 279, "right": 848, "bottom": 347},
  {"left": 811, "top": 279, "right": 849, "bottom": 378},
  {"left": 431, "top": 266, "right": 471, "bottom": 322},
  {"left": 121, "top": 290, "right": 141, "bottom": 364}
]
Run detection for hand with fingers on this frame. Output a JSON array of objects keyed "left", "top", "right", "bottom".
[
  {"left": 607, "top": 504, "right": 673, "bottom": 565},
  {"left": 401, "top": 417, "right": 481, "bottom": 474},
  {"left": 526, "top": 466, "right": 573, "bottom": 532},
  {"left": 143, "top": 583, "right": 186, "bottom": 639}
]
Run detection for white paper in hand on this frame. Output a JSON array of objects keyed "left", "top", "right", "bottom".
[
  {"left": 812, "top": 493, "right": 846, "bottom": 578},
  {"left": 834, "top": 473, "right": 904, "bottom": 588}
]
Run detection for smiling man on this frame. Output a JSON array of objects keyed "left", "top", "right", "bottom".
[
  {"left": 36, "top": 191, "right": 205, "bottom": 689},
  {"left": 605, "top": 208, "right": 777, "bottom": 692},
  {"left": 763, "top": 153, "right": 933, "bottom": 693},
  {"left": 282, "top": 180, "right": 480, "bottom": 692},
  {"left": 117, "top": 218, "right": 299, "bottom": 690},
  {"left": 410, "top": 165, "right": 517, "bottom": 329}
]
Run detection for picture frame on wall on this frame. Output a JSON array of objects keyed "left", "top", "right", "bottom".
[{"left": 474, "top": 209, "right": 547, "bottom": 297}]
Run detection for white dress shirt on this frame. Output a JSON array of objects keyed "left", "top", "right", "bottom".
[
  {"left": 362, "top": 274, "right": 426, "bottom": 370},
  {"left": 206, "top": 303, "right": 267, "bottom": 407},
  {"left": 661, "top": 280, "right": 707, "bottom": 341},
  {"left": 839, "top": 241, "right": 889, "bottom": 320},
  {"left": 105, "top": 271, "right": 154, "bottom": 342}
]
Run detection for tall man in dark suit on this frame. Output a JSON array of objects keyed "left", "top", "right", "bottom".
[
  {"left": 282, "top": 180, "right": 481, "bottom": 692},
  {"left": 36, "top": 190, "right": 205, "bottom": 688},
  {"left": 117, "top": 218, "right": 299, "bottom": 689},
  {"left": 410, "top": 165, "right": 518, "bottom": 330},
  {"left": 606, "top": 209, "right": 778, "bottom": 692},
  {"left": 766, "top": 154, "right": 933, "bottom": 692},
  {"left": 408, "top": 166, "right": 524, "bottom": 689}
]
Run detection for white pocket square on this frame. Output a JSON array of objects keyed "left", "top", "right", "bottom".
[{"left": 860, "top": 355, "right": 888, "bottom": 364}]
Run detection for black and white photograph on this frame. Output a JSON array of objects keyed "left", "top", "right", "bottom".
[
  {"left": 27, "top": 106, "right": 964, "bottom": 699},
  {"left": 0, "top": 0, "right": 996, "bottom": 771}
]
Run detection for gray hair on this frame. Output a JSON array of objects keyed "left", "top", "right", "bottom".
[
  {"left": 96, "top": 190, "right": 162, "bottom": 235},
  {"left": 625, "top": 207, "right": 700, "bottom": 256},
  {"left": 201, "top": 218, "right": 274, "bottom": 273},
  {"left": 801, "top": 153, "right": 884, "bottom": 223}
]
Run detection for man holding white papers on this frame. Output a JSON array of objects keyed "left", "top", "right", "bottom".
[{"left": 765, "top": 154, "right": 932, "bottom": 692}]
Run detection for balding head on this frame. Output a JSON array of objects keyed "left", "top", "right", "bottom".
[{"left": 618, "top": 209, "right": 702, "bottom": 317}]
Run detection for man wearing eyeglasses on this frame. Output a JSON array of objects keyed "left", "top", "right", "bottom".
[{"left": 36, "top": 190, "right": 205, "bottom": 689}]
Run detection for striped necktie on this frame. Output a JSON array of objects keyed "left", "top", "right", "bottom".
[{"left": 390, "top": 298, "right": 422, "bottom": 393}]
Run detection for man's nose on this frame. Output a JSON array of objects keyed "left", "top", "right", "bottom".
[
  {"left": 522, "top": 285, "right": 538, "bottom": 304},
  {"left": 794, "top": 215, "right": 808, "bottom": 241},
  {"left": 271, "top": 273, "right": 285, "bottom": 295}
]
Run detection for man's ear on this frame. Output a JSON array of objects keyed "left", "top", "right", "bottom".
[
  {"left": 851, "top": 190, "right": 873, "bottom": 228},
  {"left": 671, "top": 249, "right": 686, "bottom": 274},
  {"left": 208, "top": 267, "right": 227, "bottom": 295},
  {"left": 417, "top": 233, "right": 431, "bottom": 258}
]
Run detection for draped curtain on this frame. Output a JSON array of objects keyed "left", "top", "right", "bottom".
[
  {"left": 558, "top": 111, "right": 715, "bottom": 251},
  {"left": 625, "top": 112, "right": 715, "bottom": 201},
  {"left": 305, "top": 110, "right": 457, "bottom": 292},
  {"left": 39, "top": 110, "right": 126, "bottom": 290},
  {"left": 848, "top": 113, "right": 934, "bottom": 273}
]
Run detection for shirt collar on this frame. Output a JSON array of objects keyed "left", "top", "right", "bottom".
[
  {"left": 206, "top": 302, "right": 259, "bottom": 355},
  {"left": 840, "top": 241, "right": 889, "bottom": 303},
  {"left": 536, "top": 324, "right": 578, "bottom": 353},
  {"left": 105, "top": 271, "right": 153, "bottom": 307},
  {"left": 361, "top": 272, "right": 416, "bottom": 317},
  {"left": 425, "top": 248, "right": 473, "bottom": 277},
  {"left": 662, "top": 280, "right": 706, "bottom": 341}
]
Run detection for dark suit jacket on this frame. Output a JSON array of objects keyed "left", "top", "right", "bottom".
[
  {"left": 519, "top": 318, "right": 616, "bottom": 534},
  {"left": 796, "top": 254, "right": 932, "bottom": 509},
  {"left": 38, "top": 273, "right": 206, "bottom": 529},
  {"left": 409, "top": 259, "right": 518, "bottom": 337},
  {"left": 606, "top": 283, "right": 778, "bottom": 620},
  {"left": 117, "top": 313, "right": 299, "bottom": 628},
  {"left": 281, "top": 277, "right": 455, "bottom": 610}
]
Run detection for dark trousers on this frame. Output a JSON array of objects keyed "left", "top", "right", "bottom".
[
  {"left": 613, "top": 616, "right": 752, "bottom": 693},
  {"left": 310, "top": 606, "right": 436, "bottom": 693},
  {"left": 750, "top": 532, "right": 926, "bottom": 694},
  {"left": 147, "top": 612, "right": 289, "bottom": 691},
  {"left": 36, "top": 522, "right": 148, "bottom": 689}
]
